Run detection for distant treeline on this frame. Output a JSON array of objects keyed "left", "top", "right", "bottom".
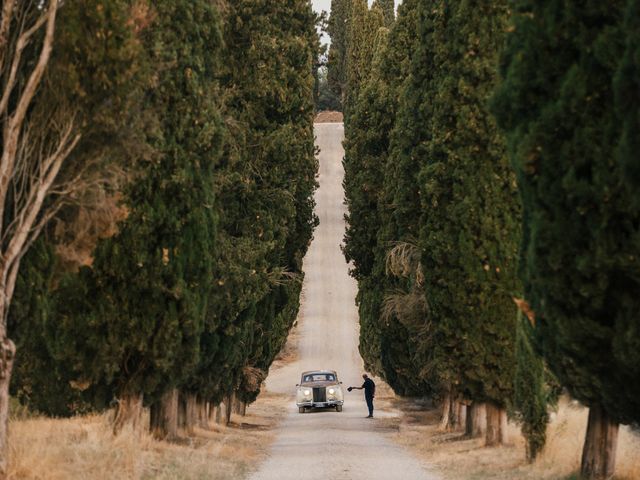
[
  {"left": 8, "top": 0, "right": 319, "bottom": 441},
  {"left": 331, "top": 0, "right": 639, "bottom": 479}
]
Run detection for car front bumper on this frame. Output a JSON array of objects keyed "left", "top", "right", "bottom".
[{"left": 297, "top": 400, "right": 344, "bottom": 408}]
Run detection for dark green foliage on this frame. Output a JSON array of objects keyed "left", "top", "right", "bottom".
[
  {"left": 8, "top": 0, "right": 152, "bottom": 415},
  {"left": 232, "top": 0, "right": 318, "bottom": 405},
  {"left": 10, "top": 0, "right": 317, "bottom": 418},
  {"left": 343, "top": 27, "right": 393, "bottom": 282},
  {"left": 343, "top": 0, "right": 431, "bottom": 395},
  {"left": 48, "top": 0, "right": 223, "bottom": 403},
  {"left": 327, "top": 0, "right": 351, "bottom": 103},
  {"left": 9, "top": 241, "right": 94, "bottom": 416},
  {"left": 316, "top": 67, "right": 342, "bottom": 111},
  {"left": 342, "top": 26, "right": 394, "bottom": 377},
  {"left": 616, "top": 0, "right": 640, "bottom": 200},
  {"left": 373, "top": 0, "right": 395, "bottom": 27},
  {"left": 196, "top": 0, "right": 318, "bottom": 406},
  {"left": 514, "top": 313, "right": 549, "bottom": 462},
  {"left": 346, "top": 0, "right": 520, "bottom": 405},
  {"left": 493, "top": 0, "right": 640, "bottom": 425},
  {"left": 344, "top": 0, "right": 385, "bottom": 123},
  {"left": 417, "top": 0, "right": 520, "bottom": 406}
]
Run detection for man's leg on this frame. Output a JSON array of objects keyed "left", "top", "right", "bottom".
[{"left": 366, "top": 396, "right": 373, "bottom": 417}]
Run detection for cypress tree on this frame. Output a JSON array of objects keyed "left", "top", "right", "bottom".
[
  {"left": 493, "top": 0, "right": 639, "bottom": 476},
  {"left": 343, "top": 27, "right": 392, "bottom": 282},
  {"left": 327, "top": 0, "right": 352, "bottom": 104},
  {"left": 343, "top": 0, "right": 429, "bottom": 395},
  {"left": 192, "top": 0, "right": 318, "bottom": 416},
  {"left": 374, "top": 0, "right": 396, "bottom": 28},
  {"left": 228, "top": 0, "right": 318, "bottom": 408},
  {"left": 513, "top": 312, "right": 550, "bottom": 461},
  {"left": 343, "top": 26, "right": 393, "bottom": 378},
  {"left": 8, "top": 0, "right": 151, "bottom": 416},
  {"left": 49, "top": 0, "right": 223, "bottom": 433},
  {"left": 343, "top": 1, "right": 385, "bottom": 123},
  {"left": 408, "top": 0, "right": 520, "bottom": 441},
  {"left": 9, "top": 241, "right": 94, "bottom": 416},
  {"left": 616, "top": 0, "right": 640, "bottom": 191}
]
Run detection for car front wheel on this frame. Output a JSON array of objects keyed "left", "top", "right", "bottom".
[
  {"left": 336, "top": 405, "right": 343, "bottom": 412},
  {"left": 299, "top": 406, "right": 305, "bottom": 414}
]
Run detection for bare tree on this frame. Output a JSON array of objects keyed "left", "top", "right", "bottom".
[{"left": 0, "top": 1, "right": 82, "bottom": 476}]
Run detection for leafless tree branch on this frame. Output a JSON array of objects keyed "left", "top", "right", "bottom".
[{"left": 0, "top": 2, "right": 58, "bottom": 240}]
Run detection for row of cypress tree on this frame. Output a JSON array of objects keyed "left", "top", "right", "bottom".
[
  {"left": 9, "top": 0, "right": 319, "bottom": 437},
  {"left": 334, "top": 0, "right": 639, "bottom": 478}
]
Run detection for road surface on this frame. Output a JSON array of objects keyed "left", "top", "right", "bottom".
[{"left": 248, "top": 123, "right": 438, "bottom": 480}]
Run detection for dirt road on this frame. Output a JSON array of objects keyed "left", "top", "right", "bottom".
[{"left": 248, "top": 123, "right": 438, "bottom": 480}]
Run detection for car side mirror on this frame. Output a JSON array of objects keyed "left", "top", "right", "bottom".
[
  {"left": 296, "top": 384, "right": 300, "bottom": 387},
  {"left": 339, "top": 382, "right": 343, "bottom": 384}
]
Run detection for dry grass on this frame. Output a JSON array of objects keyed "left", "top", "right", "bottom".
[
  {"left": 390, "top": 396, "right": 640, "bottom": 480},
  {"left": 315, "top": 111, "right": 343, "bottom": 123},
  {"left": 8, "top": 392, "right": 287, "bottom": 480}
]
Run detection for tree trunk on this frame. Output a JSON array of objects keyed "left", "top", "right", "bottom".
[
  {"left": 112, "top": 392, "right": 143, "bottom": 435},
  {"left": 177, "top": 394, "right": 187, "bottom": 429},
  {"left": 0, "top": 337, "right": 15, "bottom": 478},
  {"left": 234, "top": 398, "right": 246, "bottom": 416},
  {"left": 224, "top": 393, "right": 232, "bottom": 425},
  {"left": 457, "top": 403, "right": 467, "bottom": 431},
  {"left": 182, "top": 393, "right": 198, "bottom": 435},
  {"left": 443, "top": 395, "right": 464, "bottom": 432},
  {"left": 500, "top": 407, "right": 509, "bottom": 444},
  {"left": 465, "top": 402, "right": 487, "bottom": 438},
  {"left": 215, "top": 404, "right": 223, "bottom": 424},
  {"left": 439, "top": 392, "right": 452, "bottom": 431},
  {"left": 449, "top": 397, "right": 461, "bottom": 431},
  {"left": 580, "top": 404, "right": 619, "bottom": 479},
  {"left": 198, "top": 401, "right": 209, "bottom": 429},
  {"left": 485, "top": 401, "right": 506, "bottom": 446},
  {"left": 150, "top": 388, "right": 178, "bottom": 440}
]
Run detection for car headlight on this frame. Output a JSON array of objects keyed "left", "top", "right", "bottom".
[
  {"left": 297, "top": 387, "right": 313, "bottom": 404},
  {"left": 327, "top": 386, "right": 343, "bottom": 400}
]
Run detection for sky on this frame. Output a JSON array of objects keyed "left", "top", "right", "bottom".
[
  {"left": 312, "top": 0, "right": 332, "bottom": 15},
  {"left": 311, "top": 1, "right": 401, "bottom": 45},
  {"left": 311, "top": 0, "right": 401, "bottom": 15}
]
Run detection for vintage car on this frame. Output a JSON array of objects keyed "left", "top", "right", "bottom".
[{"left": 296, "top": 370, "right": 344, "bottom": 413}]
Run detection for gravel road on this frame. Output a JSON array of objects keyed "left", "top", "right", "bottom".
[{"left": 247, "top": 123, "right": 438, "bottom": 480}]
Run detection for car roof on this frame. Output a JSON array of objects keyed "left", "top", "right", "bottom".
[{"left": 301, "top": 370, "right": 337, "bottom": 376}]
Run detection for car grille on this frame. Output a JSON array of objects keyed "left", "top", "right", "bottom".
[{"left": 313, "top": 387, "right": 326, "bottom": 402}]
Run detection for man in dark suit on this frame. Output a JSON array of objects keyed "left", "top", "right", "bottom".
[{"left": 348, "top": 373, "right": 376, "bottom": 418}]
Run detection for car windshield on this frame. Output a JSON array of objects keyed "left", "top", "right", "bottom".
[{"left": 303, "top": 373, "right": 335, "bottom": 382}]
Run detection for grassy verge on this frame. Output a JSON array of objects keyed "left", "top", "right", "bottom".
[
  {"left": 8, "top": 392, "right": 287, "bottom": 480},
  {"left": 388, "top": 396, "right": 640, "bottom": 480}
]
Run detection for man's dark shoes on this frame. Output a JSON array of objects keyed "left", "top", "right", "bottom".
[{"left": 366, "top": 415, "right": 373, "bottom": 418}]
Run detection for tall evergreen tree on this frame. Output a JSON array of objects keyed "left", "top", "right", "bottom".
[
  {"left": 49, "top": 0, "right": 223, "bottom": 433},
  {"left": 343, "top": 0, "right": 428, "bottom": 395},
  {"left": 396, "top": 0, "right": 521, "bottom": 442},
  {"left": 229, "top": 0, "right": 319, "bottom": 408},
  {"left": 374, "top": 0, "right": 396, "bottom": 27},
  {"left": 327, "top": 0, "right": 352, "bottom": 104},
  {"left": 493, "top": 0, "right": 639, "bottom": 476},
  {"left": 192, "top": 0, "right": 318, "bottom": 417},
  {"left": 343, "top": 0, "right": 384, "bottom": 123},
  {"left": 8, "top": 0, "right": 152, "bottom": 417},
  {"left": 513, "top": 312, "right": 550, "bottom": 461}
]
